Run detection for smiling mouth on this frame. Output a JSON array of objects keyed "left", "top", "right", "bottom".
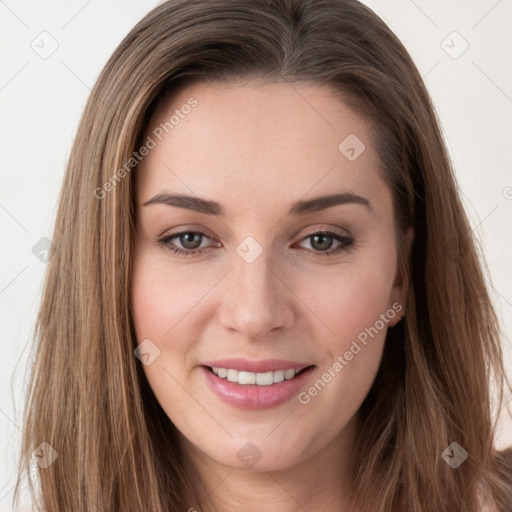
[{"left": 205, "top": 365, "right": 314, "bottom": 386}]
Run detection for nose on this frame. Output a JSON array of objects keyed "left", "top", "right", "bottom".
[{"left": 218, "top": 247, "right": 295, "bottom": 340}]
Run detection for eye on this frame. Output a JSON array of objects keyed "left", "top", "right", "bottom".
[
  {"left": 295, "top": 229, "right": 353, "bottom": 256},
  {"left": 156, "top": 228, "right": 353, "bottom": 258},
  {"left": 156, "top": 230, "right": 219, "bottom": 258}
]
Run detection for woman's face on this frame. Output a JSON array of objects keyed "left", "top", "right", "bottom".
[{"left": 131, "top": 81, "right": 409, "bottom": 473}]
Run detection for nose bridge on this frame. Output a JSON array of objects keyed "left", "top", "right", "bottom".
[{"left": 219, "top": 238, "right": 292, "bottom": 337}]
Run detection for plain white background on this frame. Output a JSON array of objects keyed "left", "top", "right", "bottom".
[{"left": 1, "top": 1, "right": 511, "bottom": 509}]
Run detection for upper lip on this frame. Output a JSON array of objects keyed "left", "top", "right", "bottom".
[{"left": 201, "top": 358, "right": 313, "bottom": 373}]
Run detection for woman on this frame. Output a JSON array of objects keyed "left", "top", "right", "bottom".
[{"left": 13, "top": 0, "right": 512, "bottom": 511}]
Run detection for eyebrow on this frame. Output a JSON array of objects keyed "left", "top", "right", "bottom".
[{"left": 142, "top": 192, "right": 372, "bottom": 216}]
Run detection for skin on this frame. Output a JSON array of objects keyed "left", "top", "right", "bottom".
[{"left": 131, "top": 80, "right": 412, "bottom": 512}]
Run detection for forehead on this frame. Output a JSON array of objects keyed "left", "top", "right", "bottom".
[{"left": 135, "top": 81, "right": 388, "bottom": 217}]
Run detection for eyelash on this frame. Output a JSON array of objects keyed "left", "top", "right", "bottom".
[{"left": 156, "top": 228, "right": 353, "bottom": 258}]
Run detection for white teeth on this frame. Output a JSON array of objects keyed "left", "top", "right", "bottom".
[
  {"left": 273, "top": 370, "right": 285, "bottom": 383},
  {"left": 284, "top": 369, "right": 296, "bottom": 380},
  {"left": 211, "top": 367, "right": 302, "bottom": 385},
  {"left": 226, "top": 369, "right": 238, "bottom": 382},
  {"left": 255, "top": 371, "right": 273, "bottom": 385},
  {"left": 239, "top": 371, "right": 256, "bottom": 385}
]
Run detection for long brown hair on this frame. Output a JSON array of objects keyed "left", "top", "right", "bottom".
[{"left": 13, "top": 0, "right": 512, "bottom": 510}]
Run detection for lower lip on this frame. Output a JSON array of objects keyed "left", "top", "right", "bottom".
[{"left": 201, "top": 365, "right": 315, "bottom": 410}]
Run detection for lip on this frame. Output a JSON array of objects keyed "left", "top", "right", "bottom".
[
  {"left": 201, "top": 358, "right": 312, "bottom": 373},
  {"left": 200, "top": 363, "right": 316, "bottom": 410}
]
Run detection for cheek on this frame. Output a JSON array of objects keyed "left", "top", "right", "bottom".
[
  {"left": 306, "top": 261, "right": 396, "bottom": 348},
  {"left": 296, "top": 251, "right": 397, "bottom": 403},
  {"left": 290, "top": 272, "right": 395, "bottom": 457},
  {"left": 131, "top": 258, "right": 170, "bottom": 343},
  {"left": 131, "top": 254, "right": 195, "bottom": 415},
  {"left": 130, "top": 252, "right": 196, "bottom": 378},
  {"left": 130, "top": 248, "right": 227, "bottom": 404},
  {"left": 131, "top": 249, "right": 208, "bottom": 343}
]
